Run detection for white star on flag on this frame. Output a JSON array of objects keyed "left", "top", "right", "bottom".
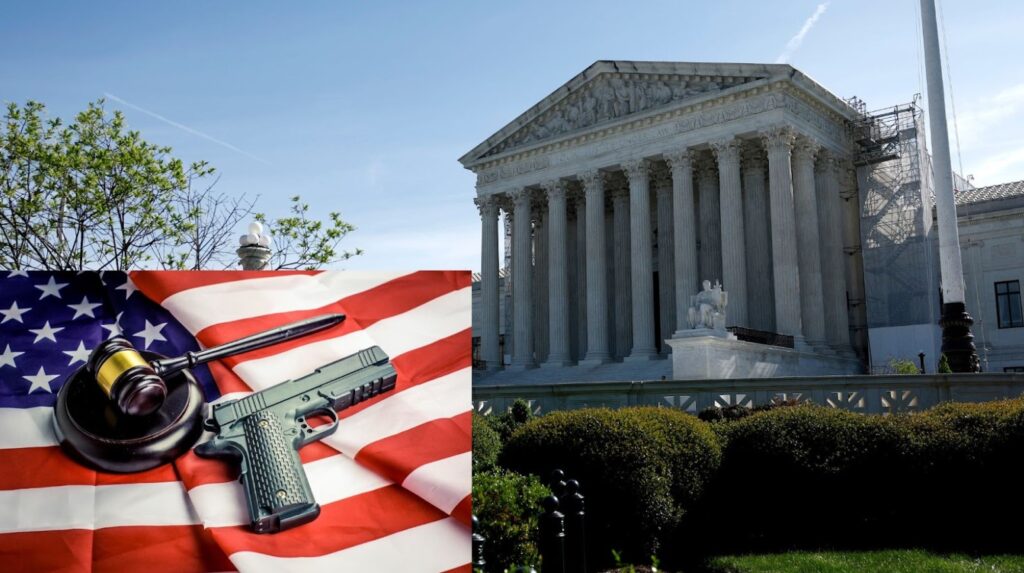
[
  {"left": 64, "top": 341, "right": 92, "bottom": 365},
  {"left": 0, "top": 301, "right": 31, "bottom": 324},
  {"left": 101, "top": 312, "right": 125, "bottom": 337},
  {"left": 134, "top": 320, "right": 167, "bottom": 349},
  {"left": 7, "top": 270, "right": 29, "bottom": 278},
  {"left": 68, "top": 296, "right": 102, "bottom": 319},
  {"left": 23, "top": 367, "right": 60, "bottom": 394},
  {"left": 35, "top": 276, "right": 68, "bottom": 300},
  {"left": 29, "top": 321, "right": 64, "bottom": 343},
  {"left": 116, "top": 276, "right": 138, "bottom": 299},
  {"left": 0, "top": 345, "right": 24, "bottom": 369}
]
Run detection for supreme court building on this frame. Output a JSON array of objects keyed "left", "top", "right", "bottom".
[{"left": 464, "top": 61, "right": 1014, "bottom": 383}]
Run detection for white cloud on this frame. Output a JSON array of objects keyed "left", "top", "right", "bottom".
[{"left": 776, "top": 3, "right": 831, "bottom": 64}]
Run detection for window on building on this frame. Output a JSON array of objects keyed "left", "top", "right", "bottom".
[
  {"left": 996, "top": 280, "right": 1024, "bottom": 328},
  {"left": 1004, "top": 367, "right": 1024, "bottom": 373}
]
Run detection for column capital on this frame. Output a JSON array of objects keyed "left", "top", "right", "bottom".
[
  {"left": 509, "top": 187, "right": 532, "bottom": 209},
  {"left": 474, "top": 194, "right": 500, "bottom": 218},
  {"left": 620, "top": 158, "right": 650, "bottom": 180},
  {"left": 651, "top": 165, "right": 672, "bottom": 194},
  {"left": 760, "top": 125, "right": 796, "bottom": 152},
  {"left": 710, "top": 137, "right": 742, "bottom": 163},
  {"left": 664, "top": 149, "right": 696, "bottom": 172},
  {"left": 541, "top": 179, "right": 568, "bottom": 201},
  {"left": 578, "top": 169, "right": 603, "bottom": 191},
  {"left": 815, "top": 149, "right": 840, "bottom": 174},
  {"left": 792, "top": 136, "right": 821, "bottom": 162}
]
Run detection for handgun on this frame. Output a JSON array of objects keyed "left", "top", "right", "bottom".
[{"left": 195, "top": 345, "right": 398, "bottom": 533}]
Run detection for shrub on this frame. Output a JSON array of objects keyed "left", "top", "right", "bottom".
[
  {"left": 473, "top": 411, "right": 502, "bottom": 473},
  {"left": 937, "top": 354, "right": 953, "bottom": 373},
  {"left": 472, "top": 469, "right": 550, "bottom": 572},
  {"left": 686, "top": 399, "right": 1024, "bottom": 554},
  {"left": 487, "top": 398, "right": 536, "bottom": 442},
  {"left": 889, "top": 357, "right": 922, "bottom": 375},
  {"left": 500, "top": 407, "right": 721, "bottom": 566}
]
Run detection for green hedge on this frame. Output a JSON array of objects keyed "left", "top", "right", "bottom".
[
  {"left": 472, "top": 469, "right": 550, "bottom": 572},
  {"left": 499, "top": 407, "right": 721, "bottom": 566},
  {"left": 472, "top": 411, "right": 501, "bottom": 473},
  {"left": 686, "top": 399, "right": 1024, "bottom": 553}
]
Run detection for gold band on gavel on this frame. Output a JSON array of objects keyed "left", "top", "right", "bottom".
[{"left": 96, "top": 349, "right": 149, "bottom": 397}]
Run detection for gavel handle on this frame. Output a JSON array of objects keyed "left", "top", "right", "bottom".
[{"left": 151, "top": 313, "right": 346, "bottom": 377}]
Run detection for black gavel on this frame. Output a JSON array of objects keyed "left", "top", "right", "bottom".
[{"left": 87, "top": 313, "right": 347, "bottom": 416}]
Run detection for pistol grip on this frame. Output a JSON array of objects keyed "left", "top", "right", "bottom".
[{"left": 241, "top": 410, "right": 318, "bottom": 533}]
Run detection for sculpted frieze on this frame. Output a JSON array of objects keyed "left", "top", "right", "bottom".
[
  {"left": 482, "top": 74, "right": 760, "bottom": 158},
  {"left": 477, "top": 90, "right": 846, "bottom": 187}
]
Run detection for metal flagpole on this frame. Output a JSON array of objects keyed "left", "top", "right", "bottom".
[{"left": 919, "top": 0, "right": 980, "bottom": 372}]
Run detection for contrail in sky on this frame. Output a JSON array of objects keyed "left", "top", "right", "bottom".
[
  {"left": 776, "top": 2, "right": 830, "bottom": 64},
  {"left": 103, "top": 92, "right": 272, "bottom": 166}
]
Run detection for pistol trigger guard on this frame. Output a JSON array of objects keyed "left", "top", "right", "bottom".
[{"left": 299, "top": 408, "right": 339, "bottom": 445}]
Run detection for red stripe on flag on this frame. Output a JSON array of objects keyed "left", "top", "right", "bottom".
[
  {"left": 131, "top": 271, "right": 317, "bottom": 303},
  {"left": 0, "top": 446, "right": 180, "bottom": 490},
  {"left": 207, "top": 484, "right": 448, "bottom": 558},
  {"left": 450, "top": 494, "right": 472, "bottom": 526},
  {"left": 355, "top": 412, "right": 471, "bottom": 484},
  {"left": 0, "top": 525, "right": 232, "bottom": 573},
  {"left": 93, "top": 525, "right": 234, "bottom": 573},
  {"left": 205, "top": 360, "right": 253, "bottom": 396},
  {"left": 336, "top": 271, "right": 471, "bottom": 330},
  {"left": 187, "top": 270, "right": 465, "bottom": 367},
  {"left": 442, "top": 565, "right": 474, "bottom": 573}
]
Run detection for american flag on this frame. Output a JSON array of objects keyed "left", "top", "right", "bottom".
[{"left": 0, "top": 270, "right": 472, "bottom": 573}]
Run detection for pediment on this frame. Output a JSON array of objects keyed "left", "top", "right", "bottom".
[{"left": 461, "top": 61, "right": 790, "bottom": 166}]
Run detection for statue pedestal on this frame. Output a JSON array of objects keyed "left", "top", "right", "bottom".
[{"left": 665, "top": 335, "right": 862, "bottom": 379}]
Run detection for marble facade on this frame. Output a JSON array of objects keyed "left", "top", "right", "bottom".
[{"left": 465, "top": 61, "right": 867, "bottom": 376}]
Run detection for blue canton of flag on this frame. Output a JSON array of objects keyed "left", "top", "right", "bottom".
[{"left": 0, "top": 271, "right": 218, "bottom": 408}]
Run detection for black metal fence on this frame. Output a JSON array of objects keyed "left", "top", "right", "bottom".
[{"left": 473, "top": 469, "right": 587, "bottom": 573}]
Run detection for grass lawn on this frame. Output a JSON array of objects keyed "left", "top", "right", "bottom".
[{"left": 702, "top": 550, "right": 1024, "bottom": 573}]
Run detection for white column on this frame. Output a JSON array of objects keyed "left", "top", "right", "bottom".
[
  {"left": 712, "top": 137, "right": 747, "bottom": 327},
  {"left": 816, "top": 152, "right": 852, "bottom": 351},
  {"left": 475, "top": 195, "right": 501, "bottom": 370},
  {"left": 543, "top": 180, "right": 572, "bottom": 367},
  {"left": 665, "top": 150, "right": 698, "bottom": 335},
  {"left": 574, "top": 191, "right": 588, "bottom": 361},
  {"left": 742, "top": 146, "right": 775, "bottom": 332},
  {"left": 532, "top": 203, "right": 549, "bottom": 363},
  {"left": 761, "top": 127, "right": 803, "bottom": 339},
  {"left": 622, "top": 159, "right": 658, "bottom": 360},
  {"left": 580, "top": 170, "right": 611, "bottom": 364},
  {"left": 611, "top": 180, "right": 632, "bottom": 358},
  {"left": 792, "top": 137, "right": 827, "bottom": 348},
  {"left": 654, "top": 170, "right": 675, "bottom": 351},
  {"left": 509, "top": 188, "right": 535, "bottom": 369},
  {"left": 697, "top": 156, "right": 722, "bottom": 285}
]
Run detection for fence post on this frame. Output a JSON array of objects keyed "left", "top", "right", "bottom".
[
  {"left": 562, "top": 479, "right": 587, "bottom": 573},
  {"left": 539, "top": 495, "right": 566, "bottom": 573},
  {"left": 549, "top": 468, "right": 567, "bottom": 498},
  {"left": 472, "top": 515, "right": 485, "bottom": 572}
]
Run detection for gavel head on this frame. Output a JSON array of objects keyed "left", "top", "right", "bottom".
[{"left": 86, "top": 337, "right": 167, "bottom": 417}]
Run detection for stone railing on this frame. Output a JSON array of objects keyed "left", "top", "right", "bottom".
[{"left": 473, "top": 373, "right": 1024, "bottom": 416}]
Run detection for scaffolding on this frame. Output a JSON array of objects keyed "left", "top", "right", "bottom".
[{"left": 850, "top": 97, "right": 941, "bottom": 330}]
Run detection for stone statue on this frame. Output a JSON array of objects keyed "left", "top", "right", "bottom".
[{"left": 687, "top": 279, "right": 729, "bottom": 334}]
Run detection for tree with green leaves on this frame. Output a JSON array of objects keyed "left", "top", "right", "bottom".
[{"left": 0, "top": 100, "right": 360, "bottom": 270}]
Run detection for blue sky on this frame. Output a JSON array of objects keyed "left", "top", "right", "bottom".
[{"left": 3, "top": 1, "right": 1022, "bottom": 272}]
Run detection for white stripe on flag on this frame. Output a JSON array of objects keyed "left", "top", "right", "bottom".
[
  {"left": 324, "top": 368, "right": 471, "bottom": 456},
  {"left": 161, "top": 272, "right": 410, "bottom": 333},
  {"left": 188, "top": 453, "right": 392, "bottom": 527},
  {"left": 0, "top": 481, "right": 198, "bottom": 533},
  {"left": 361, "top": 287, "right": 470, "bottom": 358},
  {"left": 229, "top": 287, "right": 471, "bottom": 390},
  {"left": 0, "top": 407, "right": 56, "bottom": 449},
  {"left": 228, "top": 517, "right": 470, "bottom": 573},
  {"left": 401, "top": 452, "right": 471, "bottom": 514}
]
